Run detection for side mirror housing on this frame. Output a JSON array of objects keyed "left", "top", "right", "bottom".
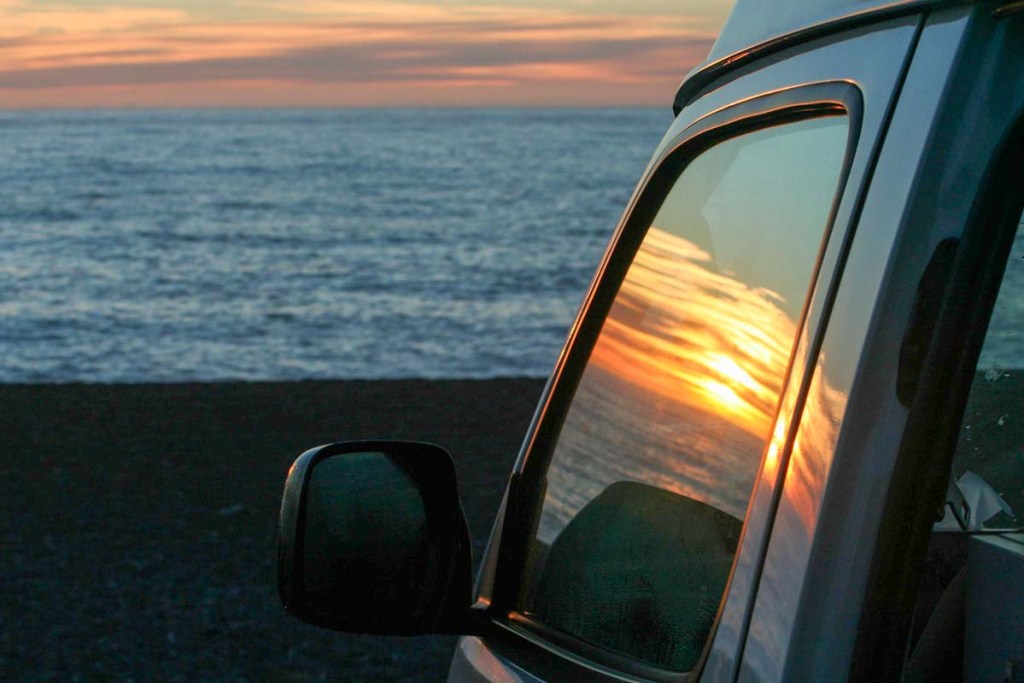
[{"left": 278, "top": 440, "right": 477, "bottom": 635}]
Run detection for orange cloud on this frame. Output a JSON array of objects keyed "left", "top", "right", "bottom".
[{"left": 0, "top": 1, "right": 718, "bottom": 107}]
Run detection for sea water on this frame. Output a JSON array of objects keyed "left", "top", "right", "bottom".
[
  {"left": 4, "top": 109, "right": 1021, "bottom": 383},
  {"left": 0, "top": 108, "right": 668, "bottom": 382}
]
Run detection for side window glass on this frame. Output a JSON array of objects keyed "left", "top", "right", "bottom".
[
  {"left": 519, "top": 116, "right": 851, "bottom": 672},
  {"left": 905, "top": 211, "right": 1022, "bottom": 683},
  {"left": 952, "top": 209, "right": 1024, "bottom": 529}
]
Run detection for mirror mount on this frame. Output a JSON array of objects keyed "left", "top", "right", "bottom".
[{"left": 278, "top": 440, "right": 487, "bottom": 636}]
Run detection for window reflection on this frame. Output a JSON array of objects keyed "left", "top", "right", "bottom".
[
  {"left": 537, "top": 117, "right": 849, "bottom": 543},
  {"left": 521, "top": 116, "right": 850, "bottom": 672},
  {"left": 540, "top": 228, "right": 798, "bottom": 542}
]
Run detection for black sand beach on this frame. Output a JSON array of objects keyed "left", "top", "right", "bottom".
[
  {"left": 4, "top": 374, "right": 1021, "bottom": 681},
  {"left": 1, "top": 379, "right": 545, "bottom": 682}
]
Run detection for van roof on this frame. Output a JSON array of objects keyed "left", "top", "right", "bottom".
[{"left": 674, "top": 0, "right": 978, "bottom": 112}]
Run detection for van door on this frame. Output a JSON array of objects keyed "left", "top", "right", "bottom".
[
  {"left": 738, "top": 6, "right": 1024, "bottom": 682},
  {"left": 450, "top": 13, "right": 926, "bottom": 683}
]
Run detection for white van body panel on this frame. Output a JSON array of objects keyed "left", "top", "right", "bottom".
[
  {"left": 737, "top": 10, "right": 977, "bottom": 681},
  {"left": 690, "top": 17, "right": 923, "bottom": 680}
]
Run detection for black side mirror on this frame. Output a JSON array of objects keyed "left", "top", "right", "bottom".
[{"left": 278, "top": 440, "right": 477, "bottom": 635}]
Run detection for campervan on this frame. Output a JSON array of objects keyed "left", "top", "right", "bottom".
[{"left": 277, "top": 0, "right": 1024, "bottom": 679}]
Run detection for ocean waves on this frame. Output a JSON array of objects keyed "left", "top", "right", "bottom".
[{"left": 0, "top": 108, "right": 667, "bottom": 382}]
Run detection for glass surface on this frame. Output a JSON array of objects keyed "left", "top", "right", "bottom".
[
  {"left": 303, "top": 453, "right": 427, "bottom": 597},
  {"left": 952, "top": 209, "right": 1024, "bottom": 529},
  {"left": 521, "top": 116, "right": 850, "bottom": 671}
]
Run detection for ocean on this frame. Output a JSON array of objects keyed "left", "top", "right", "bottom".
[
  {"left": 3, "top": 108, "right": 1021, "bottom": 384},
  {"left": 0, "top": 108, "right": 669, "bottom": 383}
]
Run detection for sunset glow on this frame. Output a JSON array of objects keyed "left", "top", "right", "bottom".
[
  {"left": 0, "top": 0, "right": 734, "bottom": 108},
  {"left": 589, "top": 227, "right": 796, "bottom": 439}
]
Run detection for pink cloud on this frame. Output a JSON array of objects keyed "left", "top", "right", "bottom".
[{"left": 0, "top": 2, "right": 718, "bottom": 107}]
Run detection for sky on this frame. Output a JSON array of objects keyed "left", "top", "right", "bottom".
[{"left": 0, "top": 0, "right": 735, "bottom": 108}]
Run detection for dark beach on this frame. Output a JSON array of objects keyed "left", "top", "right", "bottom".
[
  {"left": 1, "top": 378, "right": 545, "bottom": 682},
  {"left": 5, "top": 372, "right": 1022, "bottom": 682}
]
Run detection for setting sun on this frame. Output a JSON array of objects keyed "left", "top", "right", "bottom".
[{"left": 589, "top": 227, "right": 796, "bottom": 439}]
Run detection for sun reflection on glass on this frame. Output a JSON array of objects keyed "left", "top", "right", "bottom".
[{"left": 589, "top": 226, "right": 796, "bottom": 440}]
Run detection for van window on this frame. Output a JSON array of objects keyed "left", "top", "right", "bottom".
[
  {"left": 902, "top": 206, "right": 1023, "bottom": 683},
  {"left": 520, "top": 116, "right": 850, "bottom": 671},
  {"left": 952, "top": 208, "right": 1024, "bottom": 528}
]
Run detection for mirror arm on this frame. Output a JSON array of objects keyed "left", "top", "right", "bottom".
[{"left": 436, "top": 600, "right": 501, "bottom": 636}]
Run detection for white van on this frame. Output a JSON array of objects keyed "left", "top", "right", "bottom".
[{"left": 277, "top": 0, "right": 1024, "bottom": 680}]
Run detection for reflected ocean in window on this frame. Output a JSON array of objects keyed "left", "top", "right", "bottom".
[{"left": 0, "top": 108, "right": 668, "bottom": 382}]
